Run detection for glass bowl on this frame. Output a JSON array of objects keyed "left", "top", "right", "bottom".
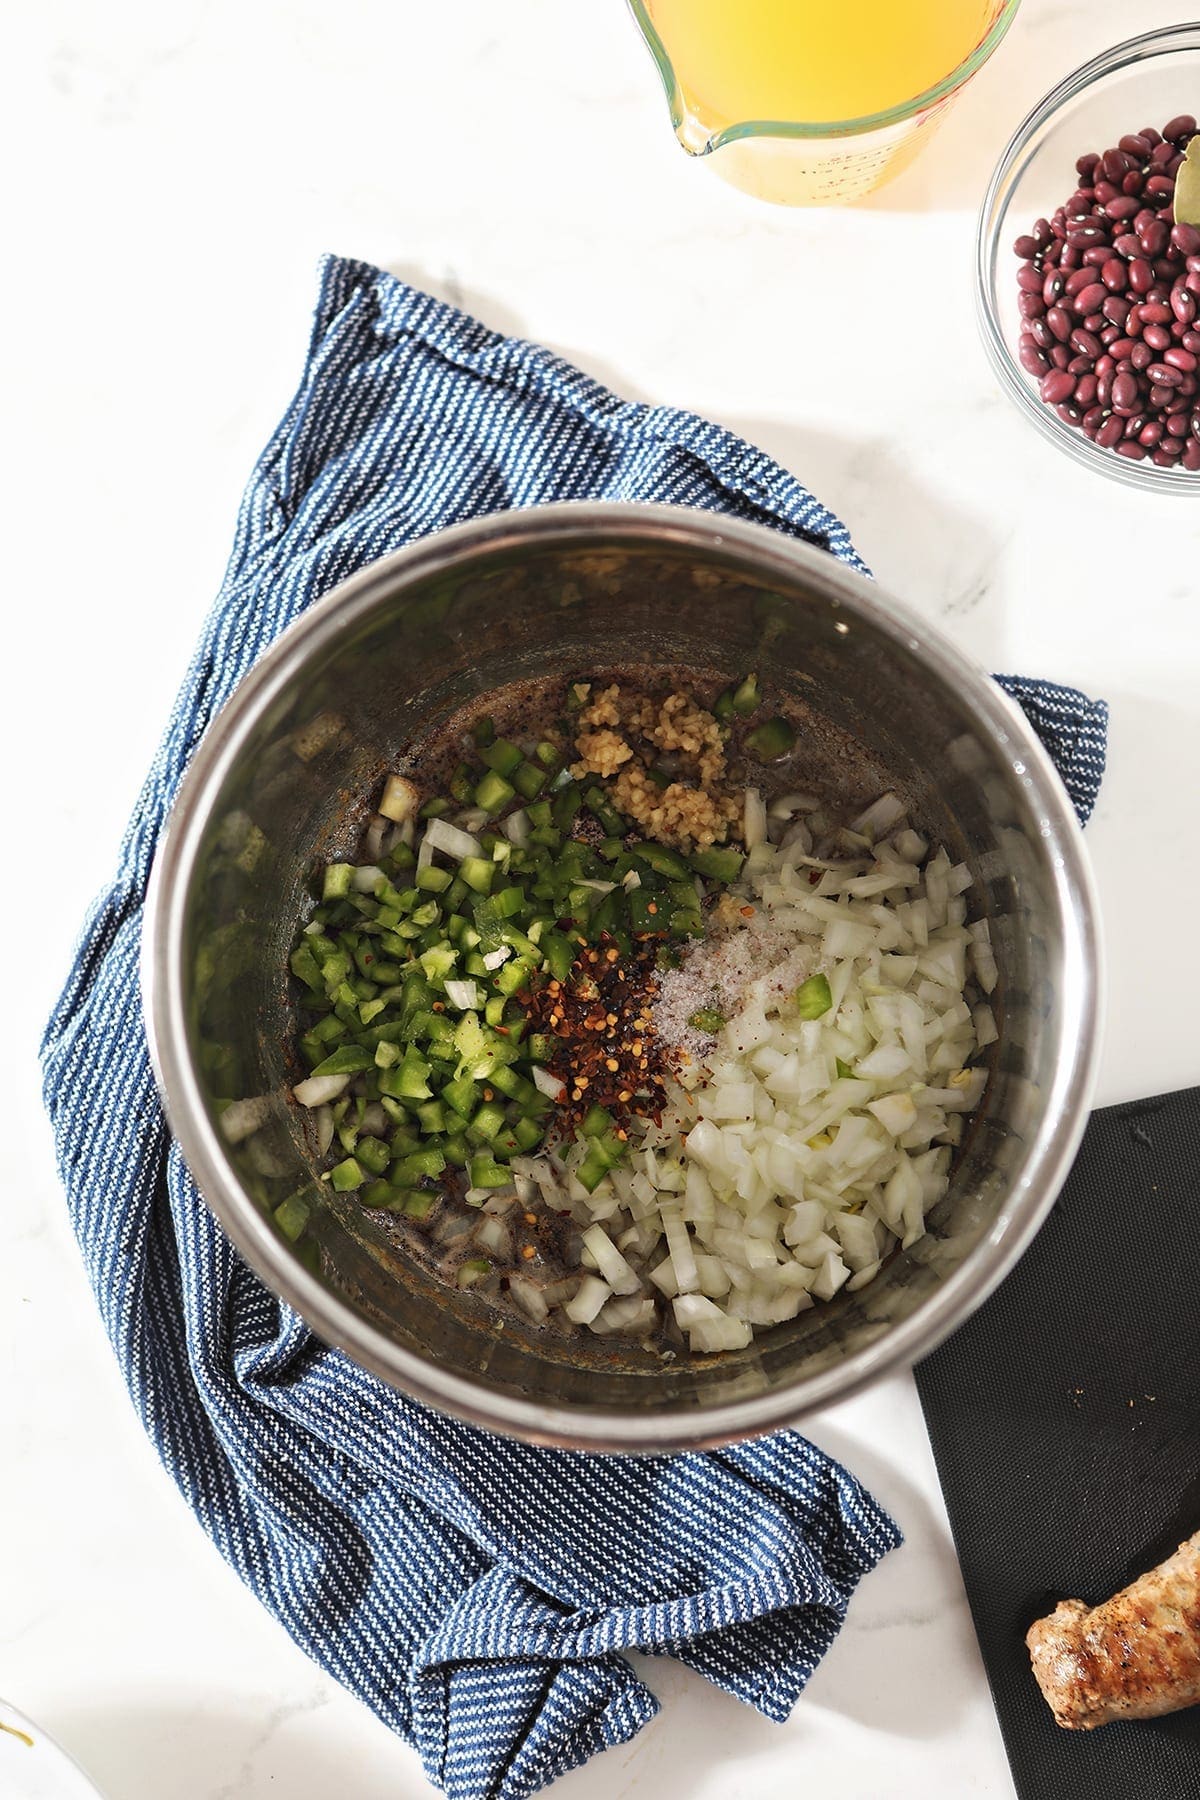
[{"left": 977, "top": 23, "right": 1200, "bottom": 493}]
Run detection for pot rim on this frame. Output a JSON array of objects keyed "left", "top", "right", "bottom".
[{"left": 143, "top": 502, "right": 1103, "bottom": 1451}]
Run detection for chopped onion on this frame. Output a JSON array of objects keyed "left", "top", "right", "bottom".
[
  {"left": 769, "top": 791, "right": 820, "bottom": 819},
  {"left": 673, "top": 1294, "right": 752, "bottom": 1353},
  {"left": 417, "top": 816, "right": 482, "bottom": 869},
  {"left": 444, "top": 978, "right": 483, "bottom": 1011},
  {"left": 565, "top": 1274, "right": 611, "bottom": 1324},
  {"left": 474, "top": 1214, "right": 512, "bottom": 1258},
  {"left": 973, "top": 1002, "right": 998, "bottom": 1047},
  {"left": 590, "top": 1294, "right": 657, "bottom": 1336},
  {"left": 314, "top": 1104, "right": 335, "bottom": 1156},
  {"left": 379, "top": 774, "right": 419, "bottom": 823},
  {"left": 509, "top": 1277, "right": 549, "bottom": 1324},
  {"left": 851, "top": 791, "right": 906, "bottom": 841},
  {"left": 744, "top": 787, "right": 768, "bottom": 849},
  {"left": 292, "top": 1073, "right": 351, "bottom": 1107},
  {"left": 532, "top": 1066, "right": 567, "bottom": 1102},
  {"left": 482, "top": 946, "right": 511, "bottom": 972},
  {"left": 363, "top": 814, "right": 389, "bottom": 863},
  {"left": 581, "top": 1224, "right": 641, "bottom": 1295},
  {"left": 220, "top": 1095, "right": 272, "bottom": 1143}
]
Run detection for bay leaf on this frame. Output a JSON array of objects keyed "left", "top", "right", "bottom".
[{"left": 1175, "top": 134, "right": 1200, "bottom": 228}]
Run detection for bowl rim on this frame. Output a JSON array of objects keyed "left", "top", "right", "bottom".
[
  {"left": 143, "top": 501, "right": 1104, "bottom": 1451},
  {"left": 976, "top": 21, "right": 1200, "bottom": 494}
]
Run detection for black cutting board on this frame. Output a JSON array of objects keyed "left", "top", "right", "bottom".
[{"left": 915, "top": 1086, "right": 1200, "bottom": 1800}]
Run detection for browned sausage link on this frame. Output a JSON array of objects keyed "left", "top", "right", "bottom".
[{"left": 1028, "top": 1529, "right": 1200, "bottom": 1730}]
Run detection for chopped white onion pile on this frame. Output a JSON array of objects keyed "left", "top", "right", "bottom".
[
  {"left": 483, "top": 793, "right": 994, "bottom": 1355},
  {"left": 657, "top": 810, "right": 989, "bottom": 1349}
]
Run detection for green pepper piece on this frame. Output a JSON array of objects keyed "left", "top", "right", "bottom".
[
  {"left": 460, "top": 856, "right": 495, "bottom": 895},
  {"left": 732, "top": 672, "right": 761, "bottom": 715},
  {"left": 309, "top": 1044, "right": 374, "bottom": 1077},
  {"left": 472, "top": 714, "right": 496, "bottom": 748},
  {"left": 322, "top": 863, "right": 354, "bottom": 901},
  {"left": 449, "top": 762, "right": 474, "bottom": 804},
  {"left": 577, "top": 1129, "right": 625, "bottom": 1192},
  {"left": 443, "top": 1074, "right": 478, "bottom": 1119},
  {"left": 513, "top": 1115, "right": 545, "bottom": 1152},
  {"left": 495, "top": 957, "right": 534, "bottom": 997},
  {"left": 383, "top": 838, "right": 416, "bottom": 874},
  {"left": 512, "top": 759, "right": 547, "bottom": 800},
  {"left": 468, "top": 1153, "right": 512, "bottom": 1189},
  {"left": 442, "top": 1136, "right": 470, "bottom": 1169},
  {"left": 289, "top": 940, "right": 324, "bottom": 992},
  {"left": 418, "top": 942, "right": 457, "bottom": 984},
  {"left": 690, "top": 846, "right": 745, "bottom": 883},
  {"left": 475, "top": 769, "right": 516, "bottom": 814},
  {"left": 488, "top": 1064, "right": 537, "bottom": 1105},
  {"left": 795, "top": 973, "right": 833, "bottom": 1019},
  {"left": 583, "top": 785, "right": 626, "bottom": 836},
  {"left": 330, "top": 1156, "right": 366, "bottom": 1192},
  {"left": 401, "top": 1188, "right": 438, "bottom": 1219},
  {"left": 273, "top": 1194, "right": 310, "bottom": 1240},
  {"left": 633, "top": 841, "right": 691, "bottom": 879},
  {"left": 746, "top": 716, "right": 796, "bottom": 762},
  {"left": 416, "top": 1099, "right": 447, "bottom": 1135},
  {"left": 379, "top": 1046, "right": 433, "bottom": 1101},
  {"left": 470, "top": 1100, "right": 508, "bottom": 1141},
  {"left": 669, "top": 907, "right": 704, "bottom": 939},
  {"left": 628, "top": 887, "right": 664, "bottom": 933},
  {"left": 359, "top": 1180, "right": 395, "bottom": 1209},
  {"left": 552, "top": 780, "right": 583, "bottom": 833},
  {"left": 457, "top": 1257, "right": 492, "bottom": 1289},
  {"left": 481, "top": 737, "right": 524, "bottom": 777},
  {"left": 391, "top": 1146, "right": 446, "bottom": 1182},
  {"left": 355, "top": 1135, "right": 391, "bottom": 1177},
  {"left": 688, "top": 1007, "right": 726, "bottom": 1034}
]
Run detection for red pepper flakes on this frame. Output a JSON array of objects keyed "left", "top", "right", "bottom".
[{"left": 520, "top": 931, "right": 670, "bottom": 1134}]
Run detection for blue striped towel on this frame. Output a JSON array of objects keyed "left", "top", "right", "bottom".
[{"left": 41, "top": 256, "right": 1107, "bottom": 1800}]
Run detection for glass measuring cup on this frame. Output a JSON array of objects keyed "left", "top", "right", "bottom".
[{"left": 628, "top": 0, "right": 1023, "bottom": 205}]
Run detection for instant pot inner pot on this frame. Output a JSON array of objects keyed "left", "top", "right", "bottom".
[{"left": 186, "top": 538, "right": 1055, "bottom": 1415}]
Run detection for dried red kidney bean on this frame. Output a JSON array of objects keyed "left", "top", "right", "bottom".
[{"left": 1012, "top": 117, "right": 1200, "bottom": 471}]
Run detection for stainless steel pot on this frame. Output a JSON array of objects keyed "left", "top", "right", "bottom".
[{"left": 143, "top": 503, "right": 1102, "bottom": 1450}]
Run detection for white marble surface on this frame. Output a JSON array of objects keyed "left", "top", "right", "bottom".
[{"left": 5, "top": 1, "right": 1200, "bottom": 1795}]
